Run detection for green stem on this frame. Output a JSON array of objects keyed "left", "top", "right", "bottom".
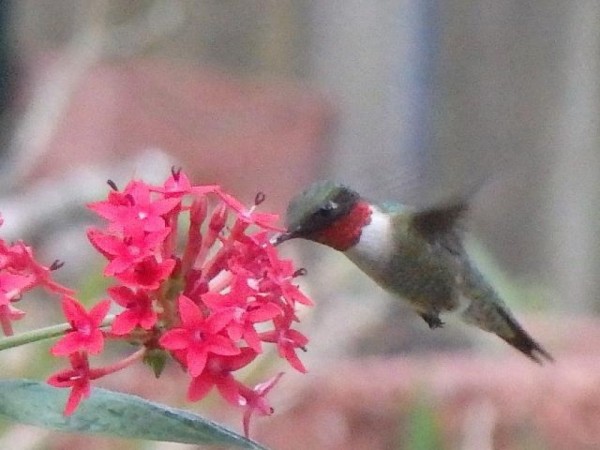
[{"left": 0, "top": 315, "right": 116, "bottom": 352}]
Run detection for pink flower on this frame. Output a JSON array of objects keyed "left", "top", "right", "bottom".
[
  {"left": 89, "top": 180, "right": 180, "bottom": 234},
  {"left": 51, "top": 296, "right": 111, "bottom": 356},
  {"left": 0, "top": 272, "right": 31, "bottom": 335},
  {"left": 260, "top": 316, "right": 309, "bottom": 373},
  {"left": 0, "top": 301, "right": 26, "bottom": 336},
  {"left": 153, "top": 168, "right": 219, "bottom": 199},
  {"left": 159, "top": 295, "right": 240, "bottom": 377},
  {"left": 108, "top": 286, "right": 156, "bottom": 335},
  {"left": 0, "top": 241, "right": 73, "bottom": 296},
  {"left": 240, "top": 373, "right": 284, "bottom": 438},
  {"left": 203, "top": 276, "right": 282, "bottom": 352},
  {"left": 73, "top": 171, "right": 314, "bottom": 433},
  {"left": 47, "top": 352, "right": 103, "bottom": 415},
  {"left": 187, "top": 348, "right": 258, "bottom": 404},
  {"left": 0, "top": 222, "right": 74, "bottom": 335},
  {"left": 0, "top": 272, "right": 32, "bottom": 302},
  {"left": 262, "top": 244, "right": 313, "bottom": 307},
  {"left": 216, "top": 191, "right": 283, "bottom": 232},
  {"left": 156, "top": 169, "right": 194, "bottom": 198},
  {"left": 115, "top": 256, "right": 176, "bottom": 291},
  {"left": 87, "top": 228, "right": 170, "bottom": 276}
]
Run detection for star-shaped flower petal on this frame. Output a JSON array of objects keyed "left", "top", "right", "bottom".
[
  {"left": 261, "top": 244, "right": 313, "bottom": 307},
  {"left": 51, "top": 296, "right": 111, "bottom": 356},
  {"left": 47, "top": 352, "right": 104, "bottom": 415},
  {"left": 240, "top": 372, "right": 284, "bottom": 437},
  {"left": 153, "top": 169, "right": 219, "bottom": 199},
  {"left": 203, "top": 276, "right": 282, "bottom": 352},
  {"left": 216, "top": 191, "right": 283, "bottom": 232},
  {"left": 108, "top": 286, "right": 157, "bottom": 335},
  {"left": 187, "top": 348, "right": 257, "bottom": 404},
  {"left": 0, "top": 242, "right": 73, "bottom": 295},
  {"left": 89, "top": 180, "right": 180, "bottom": 234},
  {"left": 159, "top": 295, "right": 240, "bottom": 377},
  {"left": 259, "top": 317, "right": 308, "bottom": 373},
  {"left": 115, "top": 256, "right": 176, "bottom": 291},
  {"left": 87, "top": 228, "right": 170, "bottom": 276}
]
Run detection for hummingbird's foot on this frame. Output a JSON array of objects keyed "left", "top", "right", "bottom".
[{"left": 420, "top": 313, "right": 444, "bottom": 329}]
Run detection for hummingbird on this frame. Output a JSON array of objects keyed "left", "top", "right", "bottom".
[{"left": 275, "top": 181, "right": 553, "bottom": 363}]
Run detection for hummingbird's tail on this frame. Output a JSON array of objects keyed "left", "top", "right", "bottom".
[
  {"left": 491, "top": 305, "right": 554, "bottom": 364},
  {"left": 460, "top": 266, "right": 553, "bottom": 364}
]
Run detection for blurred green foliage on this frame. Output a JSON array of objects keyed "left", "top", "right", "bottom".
[{"left": 401, "top": 394, "right": 444, "bottom": 450}]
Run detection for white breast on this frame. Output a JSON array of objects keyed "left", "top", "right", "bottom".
[{"left": 344, "top": 206, "right": 394, "bottom": 272}]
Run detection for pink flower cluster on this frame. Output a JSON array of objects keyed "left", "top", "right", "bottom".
[
  {"left": 0, "top": 169, "right": 312, "bottom": 437},
  {"left": 0, "top": 219, "right": 73, "bottom": 336}
]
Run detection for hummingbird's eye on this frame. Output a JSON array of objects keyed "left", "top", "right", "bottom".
[{"left": 316, "top": 201, "right": 337, "bottom": 217}]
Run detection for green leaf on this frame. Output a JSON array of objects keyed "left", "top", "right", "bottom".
[{"left": 0, "top": 379, "right": 267, "bottom": 449}]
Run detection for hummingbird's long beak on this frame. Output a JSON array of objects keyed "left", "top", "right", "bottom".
[{"left": 273, "top": 229, "right": 299, "bottom": 246}]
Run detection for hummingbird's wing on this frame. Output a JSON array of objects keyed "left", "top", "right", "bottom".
[{"left": 410, "top": 199, "right": 469, "bottom": 255}]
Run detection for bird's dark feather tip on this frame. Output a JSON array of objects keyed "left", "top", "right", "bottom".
[
  {"left": 495, "top": 307, "right": 554, "bottom": 364},
  {"left": 504, "top": 332, "right": 554, "bottom": 365}
]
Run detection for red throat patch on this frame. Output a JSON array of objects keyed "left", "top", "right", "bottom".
[{"left": 313, "top": 201, "right": 372, "bottom": 251}]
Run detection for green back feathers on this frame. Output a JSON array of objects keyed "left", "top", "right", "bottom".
[{"left": 379, "top": 200, "right": 410, "bottom": 214}]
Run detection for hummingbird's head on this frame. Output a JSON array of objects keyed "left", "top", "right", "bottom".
[{"left": 275, "top": 181, "right": 372, "bottom": 251}]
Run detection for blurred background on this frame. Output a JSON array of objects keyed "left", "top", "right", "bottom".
[{"left": 1, "top": 1, "right": 599, "bottom": 449}]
